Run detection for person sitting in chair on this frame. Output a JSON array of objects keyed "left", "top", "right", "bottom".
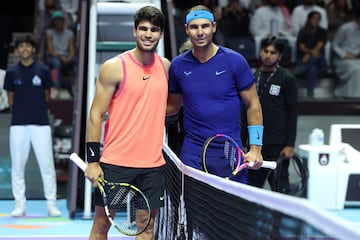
[{"left": 45, "top": 10, "right": 75, "bottom": 94}]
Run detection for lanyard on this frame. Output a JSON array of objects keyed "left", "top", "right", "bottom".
[{"left": 256, "top": 66, "right": 278, "bottom": 97}]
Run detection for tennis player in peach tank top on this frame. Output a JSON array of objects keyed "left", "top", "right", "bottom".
[{"left": 84, "top": 6, "right": 170, "bottom": 240}]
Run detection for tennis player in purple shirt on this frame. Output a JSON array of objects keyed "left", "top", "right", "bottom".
[{"left": 167, "top": 4, "right": 264, "bottom": 183}]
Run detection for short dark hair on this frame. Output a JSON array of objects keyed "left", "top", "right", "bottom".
[
  {"left": 260, "top": 36, "right": 285, "bottom": 54},
  {"left": 15, "top": 34, "right": 36, "bottom": 48},
  {"left": 134, "top": 6, "right": 165, "bottom": 31}
]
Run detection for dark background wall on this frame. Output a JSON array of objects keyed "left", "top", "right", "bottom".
[{"left": 0, "top": 0, "right": 36, "bottom": 69}]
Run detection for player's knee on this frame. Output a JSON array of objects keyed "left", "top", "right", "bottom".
[
  {"left": 92, "top": 214, "right": 111, "bottom": 234},
  {"left": 92, "top": 219, "right": 111, "bottom": 235}
]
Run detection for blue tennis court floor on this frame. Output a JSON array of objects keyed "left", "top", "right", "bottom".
[{"left": 0, "top": 199, "right": 133, "bottom": 240}]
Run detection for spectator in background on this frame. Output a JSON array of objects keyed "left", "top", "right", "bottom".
[
  {"left": 178, "top": 39, "right": 193, "bottom": 54},
  {"left": 250, "top": 0, "right": 293, "bottom": 39},
  {"left": 326, "top": 0, "right": 353, "bottom": 41},
  {"left": 292, "top": 0, "right": 328, "bottom": 37},
  {"left": 36, "top": 0, "right": 74, "bottom": 29},
  {"left": 3, "top": 34, "right": 61, "bottom": 217},
  {"left": 45, "top": 10, "right": 75, "bottom": 95},
  {"left": 248, "top": 0, "right": 265, "bottom": 14},
  {"left": 218, "top": 0, "right": 251, "bottom": 39},
  {"left": 242, "top": 35, "right": 298, "bottom": 194},
  {"left": 249, "top": 0, "right": 295, "bottom": 63},
  {"left": 295, "top": 10, "right": 327, "bottom": 98},
  {"left": 58, "top": 0, "right": 79, "bottom": 30},
  {"left": 332, "top": 7, "right": 360, "bottom": 98},
  {"left": 33, "top": 0, "right": 64, "bottom": 62}
]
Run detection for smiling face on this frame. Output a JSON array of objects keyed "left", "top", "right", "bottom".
[
  {"left": 15, "top": 42, "right": 35, "bottom": 60},
  {"left": 185, "top": 18, "right": 216, "bottom": 49},
  {"left": 133, "top": 20, "right": 163, "bottom": 53}
]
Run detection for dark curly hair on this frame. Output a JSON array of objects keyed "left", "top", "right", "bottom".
[
  {"left": 260, "top": 36, "right": 285, "bottom": 54},
  {"left": 15, "top": 34, "right": 36, "bottom": 48},
  {"left": 134, "top": 6, "right": 165, "bottom": 31}
]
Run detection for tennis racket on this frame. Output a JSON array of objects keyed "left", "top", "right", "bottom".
[
  {"left": 69, "top": 152, "right": 151, "bottom": 236},
  {"left": 202, "top": 134, "right": 277, "bottom": 179},
  {"left": 273, "top": 153, "right": 308, "bottom": 196}
]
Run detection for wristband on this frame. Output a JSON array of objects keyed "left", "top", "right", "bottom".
[
  {"left": 248, "top": 125, "right": 264, "bottom": 146},
  {"left": 86, "top": 142, "right": 101, "bottom": 163}
]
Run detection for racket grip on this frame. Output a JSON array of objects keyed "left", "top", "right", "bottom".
[
  {"left": 248, "top": 160, "right": 277, "bottom": 169},
  {"left": 69, "top": 152, "right": 87, "bottom": 172},
  {"left": 261, "top": 161, "right": 277, "bottom": 169}
]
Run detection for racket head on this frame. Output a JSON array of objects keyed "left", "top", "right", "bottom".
[
  {"left": 202, "top": 134, "right": 243, "bottom": 178},
  {"left": 98, "top": 180, "right": 151, "bottom": 236}
]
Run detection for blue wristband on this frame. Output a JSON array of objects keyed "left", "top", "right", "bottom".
[{"left": 248, "top": 125, "right": 264, "bottom": 146}]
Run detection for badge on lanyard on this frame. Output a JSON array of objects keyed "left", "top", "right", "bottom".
[{"left": 269, "top": 84, "right": 281, "bottom": 96}]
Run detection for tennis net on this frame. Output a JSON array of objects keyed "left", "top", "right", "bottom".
[{"left": 155, "top": 143, "right": 360, "bottom": 240}]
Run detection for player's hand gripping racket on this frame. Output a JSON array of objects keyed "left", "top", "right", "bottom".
[
  {"left": 69, "top": 152, "right": 151, "bottom": 236},
  {"left": 202, "top": 134, "right": 277, "bottom": 179}
]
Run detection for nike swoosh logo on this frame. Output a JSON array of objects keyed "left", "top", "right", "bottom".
[
  {"left": 143, "top": 76, "right": 151, "bottom": 80},
  {"left": 256, "top": 131, "right": 260, "bottom": 140},
  {"left": 184, "top": 71, "right": 192, "bottom": 76},
  {"left": 215, "top": 70, "right": 227, "bottom": 75},
  {"left": 160, "top": 196, "right": 165, "bottom": 201},
  {"left": 89, "top": 147, "right": 95, "bottom": 157}
]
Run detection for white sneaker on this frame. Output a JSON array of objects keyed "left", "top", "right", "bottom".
[
  {"left": 11, "top": 202, "right": 25, "bottom": 217},
  {"left": 47, "top": 201, "right": 61, "bottom": 217}
]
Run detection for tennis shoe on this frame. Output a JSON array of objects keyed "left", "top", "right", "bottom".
[
  {"left": 47, "top": 201, "right": 61, "bottom": 217},
  {"left": 11, "top": 204, "right": 25, "bottom": 217}
]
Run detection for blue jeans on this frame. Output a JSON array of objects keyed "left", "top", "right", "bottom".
[
  {"left": 46, "top": 56, "right": 76, "bottom": 88},
  {"left": 296, "top": 55, "right": 326, "bottom": 95}
]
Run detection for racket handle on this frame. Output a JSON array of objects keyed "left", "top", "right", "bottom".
[
  {"left": 69, "top": 152, "right": 87, "bottom": 172},
  {"left": 261, "top": 160, "right": 277, "bottom": 169},
  {"left": 248, "top": 160, "right": 277, "bottom": 169}
]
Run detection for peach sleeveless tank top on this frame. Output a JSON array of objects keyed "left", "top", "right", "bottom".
[{"left": 100, "top": 51, "right": 168, "bottom": 168}]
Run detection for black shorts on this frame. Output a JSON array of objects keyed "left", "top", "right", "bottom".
[{"left": 94, "top": 163, "right": 165, "bottom": 209}]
